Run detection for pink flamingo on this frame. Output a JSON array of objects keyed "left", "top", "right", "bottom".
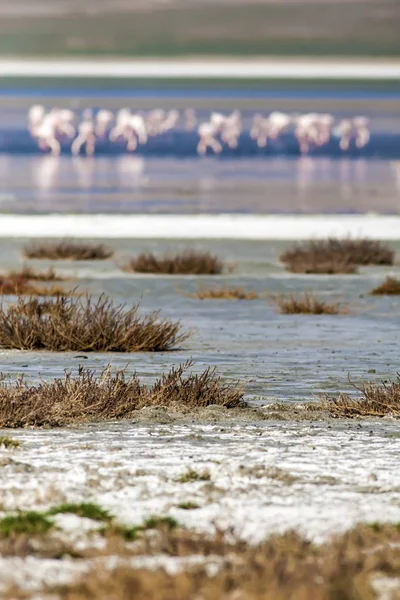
[
  {"left": 95, "top": 109, "right": 114, "bottom": 137},
  {"left": 28, "top": 104, "right": 45, "bottom": 134},
  {"left": 145, "top": 109, "right": 166, "bottom": 136},
  {"left": 159, "top": 110, "right": 180, "bottom": 134},
  {"left": 353, "top": 116, "right": 370, "bottom": 149},
  {"left": 250, "top": 114, "right": 270, "bottom": 148},
  {"left": 184, "top": 108, "right": 197, "bottom": 131},
  {"left": 71, "top": 110, "right": 96, "bottom": 156},
  {"left": 197, "top": 121, "right": 222, "bottom": 155}
]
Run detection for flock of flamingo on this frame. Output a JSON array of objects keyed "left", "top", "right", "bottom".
[{"left": 28, "top": 105, "right": 370, "bottom": 157}]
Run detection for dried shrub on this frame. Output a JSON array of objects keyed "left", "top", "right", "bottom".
[
  {"left": 0, "top": 275, "right": 68, "bottom": 296},
  {"left": 23, "top": 240, "right": 114, "bottom": 261},
  {"left": 0, "top": 360, "right": 244, "bottom": 427},
  {"left": 189, "top": 285, "right": 258, "bottom": 300},
  {"left": 121, "top": 250, "right": 224, "bottom": 275},
  {"left": 275, "top": 293, "right": 344, "bottom": 315},
  {"left": 3, "top": 266, "right": 69, "bottom": 282},
  {"left": 370, "top": 276, "right": 400, "bottom": 295},
  {"left": 0, "top": 294, "right": 187, "bottom": 352},
  {"left": 280, "top": 238, "right": 394, "bottom": 274},
  {"left": 323, "top": 376, "right": 400, "bottom": 417},
  {"left": 0, "top": 276, "right": 28, "bottom": 295},
  {"left": 45, "top": 523, "right": 400, "bottom": 600}
]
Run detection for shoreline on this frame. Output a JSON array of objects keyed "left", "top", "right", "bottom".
[
  {"left": 1, "top": 58, "right": 400, "bottom": 80},
  {"left": 0, "top": 214, "right": 399, "bottom": 240}
]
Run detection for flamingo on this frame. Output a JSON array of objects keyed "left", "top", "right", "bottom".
[
  {"left": 31, "top": 110, "right": 63, "bottom": 156},
  {"left": 126, "top": 114, "right": 148, "bottom": 152},
  {"left": 250, "top": 114, "right": 270, "bottom": 148},
  {"left": 145, "top": 109, "right": 166, "bottom": 136},
  {"left": 159, "top": 110, "right": 180, "bottom": 133},
  {"left": 184, "top": 108, "right": 197, "bottom": 131},
  {"left": 28, "top": 104, "right": 45, "bottom": 134},
  {"left": 353, "top": 116, "right": 370, "bottom": 149},
  {"left": 294, "top": 113, "right": 321, "bottom": 154},
  {"left": 57, "top": 109, "right": 76, "bottom": 139},
  {"left": 267, "top": 111, "right": 292, "bottom": 140},
  {"left": 71, "top": 110, "right": 96, "bottom": 156},
  {"left": 197, "top": 121, "right": 222, "bottom": 155},
  {"left": 95, "top": 109, "right": 114, "bottom": 137},
  {"left": 335, "top": 119, "right": 354, "bottom": 151}
]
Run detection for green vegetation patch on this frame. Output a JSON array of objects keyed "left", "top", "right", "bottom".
[
  {"left": 0, "top": 512, "right": 54, "bottom": 537},
  {"left": 47, "top": 503, "right": 113, "bottom": 522}
]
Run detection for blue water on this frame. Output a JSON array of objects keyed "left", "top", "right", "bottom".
[
  {"left": 2, "top": 86, "right": 400, "bottom": 101},
  {"left": 0, "top": 86, "right": 399, "bottom": 213},
  {"left": 1, "top": 129, "right": 400, "bottom": 158}
]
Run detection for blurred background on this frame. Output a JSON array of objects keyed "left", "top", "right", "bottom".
[
  {"left": 0, "top": 0, "right": 399, "bottom": 57},
  {"left": 0, "top": 0, "right": 399, "bottom": 218}
]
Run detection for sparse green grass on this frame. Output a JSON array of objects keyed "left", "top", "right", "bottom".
[
  {"left": 0, "top": 512, "right": 54, "bottom": 537},
  {"left": 0, "top": 436, "right": 20, "bottom": 449},
  {"left": 176, "top": 469, "right": 211, "bottom": 483},
  {"left": 177, "top": 502, "right": 200, "bottom": 510},
  {"left": 102, "top": 524, "right": 140, "bottom": 542},
  {"left": 143, "top": 516, "right": 180, "bottom": 531},
  {"left": 101, "top": 515, "right": 181, "bottom": 542},
  {"left": 47, "top": 503, "right": 112, "bottom": 522}
]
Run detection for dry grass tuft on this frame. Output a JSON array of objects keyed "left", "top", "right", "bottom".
[
  {"left": 0, "top": 275, "right": 69, "bottom": 297},
  {"left": 176, "top": 468, "right": 211, "bottom": 483},
  {"left": 42, "top": 523, "right": 400, "bottom": 600},
  {"left": 0, "top": 276, "right": 28, "bottom": 295},
  {"left": 370, "top": 276, "right": 400, "bottom": 295},
  {"left": 121, "top": 250, "right": 225, "bottom": 275},
  {"left": 3, "top": 265, "right": 69, "bottom": 282},
  {"left": 323, "top": 375, "right": 400, "bottom": 417},
  {"left": 189, "top": 285, "right": 258, "bottom": 300},
  {"left": 0, "top": 294, "right": 187, "bottom": 352},
  {"left": 280, "top": 238, "right": 394, "bottom": 274},
  {"left": 0, "top": 360, "right": 244, "bottom": 427},
  {"left": 23, "top": 240, "right": 114, "bottom": 261},
  {"left": 275, "top": 293, "right": 344, "bottom": 315},
  {"left": 0, "top": 263, "right": 72, "bottom": 296}
]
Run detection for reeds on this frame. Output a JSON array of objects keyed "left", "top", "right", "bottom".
[
  {"left": 370, "top": 276, "right": 400, "bottom": 295},
  {"left": 323, "top": 376, "right": 400, "bottom": 417},
  {"left": 121, "top": 250, "right": 224, "bottom": 275},
  {"left": 0, "top": 361, "right": 244, "bottom": 427},
  {"left": 0, "top": 275, "right": 67, "bottom": 296},
  {"left": 0, "top": 294, "right": 187, "bottom": 352},
  {"left": 23, "top": 240, "right": 114, "bottom": 261},
  {"left": 190, "top": 285, "right": 258, "bottom": 300},
  {"left": 280, "top": 238, "right": 394, "bottom": 274},
  {"left": 3, "top": 265, "right": 68, "bottom": 282},
  {"left": 275, "top": 292, "right": 344, "bottom": 315}
]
